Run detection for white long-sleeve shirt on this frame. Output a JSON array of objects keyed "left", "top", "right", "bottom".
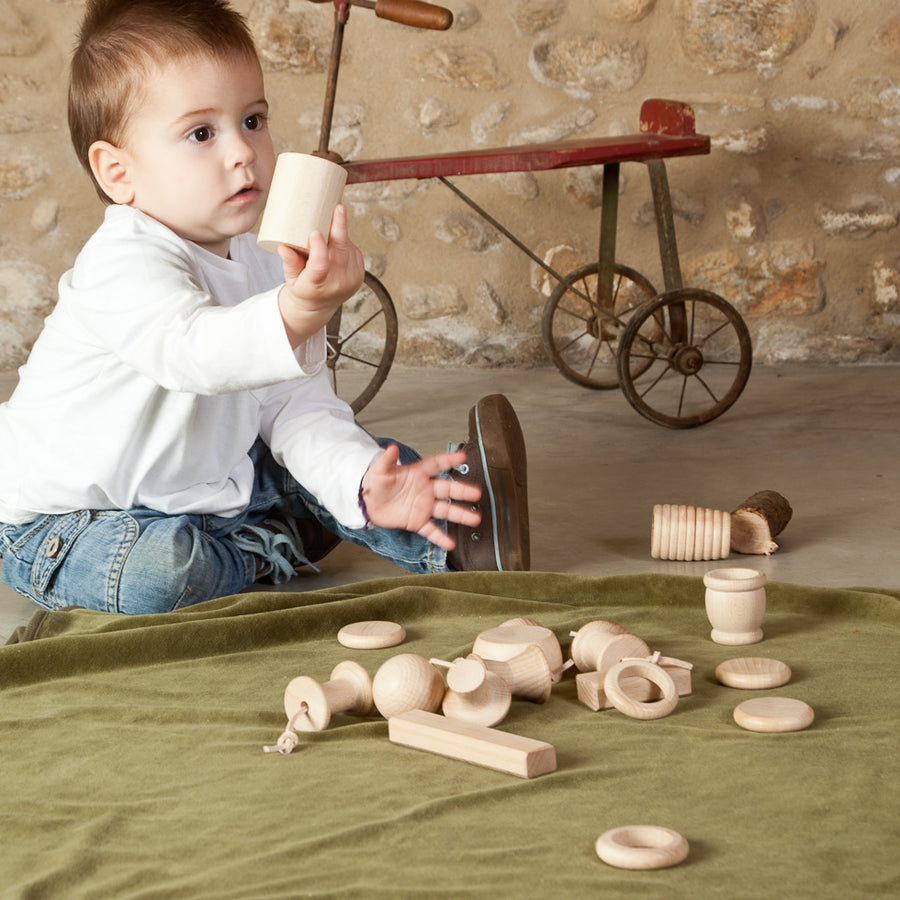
[{"left": 0, "top": 205, "right": 380, "bottom": 527}]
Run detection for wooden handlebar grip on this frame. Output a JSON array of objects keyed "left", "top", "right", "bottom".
[{"left": 375, "top": 0, "right": 453, "bottom": 30}]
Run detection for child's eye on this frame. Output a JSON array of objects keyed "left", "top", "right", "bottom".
[
  {"left": 244, "top": 113, "right": 266, "bottom": 131},
  {"left": 189, "top": 126, "right": 213, "bottom": 143}
]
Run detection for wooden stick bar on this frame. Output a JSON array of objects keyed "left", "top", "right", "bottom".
[{"left": 388, "top": 709, "right": 557, "bottom": 779}]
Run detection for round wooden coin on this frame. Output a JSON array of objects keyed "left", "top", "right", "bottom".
[
  {"left": 733, "top": 696, "right": 815, "bottom": 733},
  {"left": 716, "top": 657, "right": 792, "bottom": 690},
  {"left": 337, "top": 620, "right": 406, "bottom": 650}
]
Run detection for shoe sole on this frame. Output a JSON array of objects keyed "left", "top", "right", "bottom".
[{"left": 470, "top": 394, "right": 530, "bottom": 570}]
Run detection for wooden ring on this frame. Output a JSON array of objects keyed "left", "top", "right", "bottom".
[
  {"left": 603, "top": 660, "right": 678, "bottom": 720},
  {"left": 595, "top": 825, "right": 689, "bottom": 870}
]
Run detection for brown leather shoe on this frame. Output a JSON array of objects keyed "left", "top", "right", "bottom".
[{"left": 447, "top": 394, "right": 530, "bottom": 571}]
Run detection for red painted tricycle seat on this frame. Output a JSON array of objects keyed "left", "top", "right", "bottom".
[{"left": 343, "top": 99, "right": 710, "bottom": 185}]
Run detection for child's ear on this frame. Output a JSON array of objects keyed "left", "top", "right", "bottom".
[{"left": 88, "top": 140, "right": 135, "bottom": 204}]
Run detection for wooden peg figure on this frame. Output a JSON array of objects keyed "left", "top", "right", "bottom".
[
  {"left": 431, "top": 657, "right": 512, "bottom": 728},
  {"left": 283, "top": 660, "right": 374, "bottom": 732}
]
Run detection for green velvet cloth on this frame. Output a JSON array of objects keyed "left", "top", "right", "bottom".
[{"left": 1, "top": 573, "right": 897, "bottom": 898}]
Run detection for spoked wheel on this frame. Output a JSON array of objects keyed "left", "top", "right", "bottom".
[
  {"left": 617, "top": 288, "right": 752, "bottom": 428},
  {"left": 326, "top": 272, "right": 398, "bottom": 414},
  {"left": 541, "top": 263, "right": 660, "bottom": 389}
]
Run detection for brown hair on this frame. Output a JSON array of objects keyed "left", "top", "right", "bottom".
[{"left": 68, "top": 0, "right": 259, "bottom": 201}]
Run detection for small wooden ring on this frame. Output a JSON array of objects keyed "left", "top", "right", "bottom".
[
  {"left": 603, "top": 660, "right": 678, "bottom": 720},
  {"left": 595, "top": 825, "right": 689, "bottom": 870}
]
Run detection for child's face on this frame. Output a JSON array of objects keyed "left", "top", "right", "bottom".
[{"left": 116, "top": 52, "right": 276, "bottom": 257}]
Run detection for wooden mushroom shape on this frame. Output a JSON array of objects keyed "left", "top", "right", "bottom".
[
  {"left": 468, "top": 645, "right": 554, "bottom": 703},
  {"left": 472, "top": 622, "right": 565, "bottom": 681},
  {"left": 283, "top": 660, "right": 374, "bottom": 732},
  {"left": 431, "top": 657, "right": 512, "bottom": 727},
  {"left": 372, "top": 653, "right": 445, "bottom": 719}
]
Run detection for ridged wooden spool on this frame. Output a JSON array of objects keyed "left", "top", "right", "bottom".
[{"left": 650, "top": 504, "right": 731, "bottom": 561}]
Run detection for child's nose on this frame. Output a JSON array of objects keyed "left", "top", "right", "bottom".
[{"left": 229, "top": 133, "right": 257, "bottom": 167}]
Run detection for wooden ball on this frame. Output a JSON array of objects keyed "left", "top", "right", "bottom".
[{"left": 372, "top": 653, "right": 445, "bottom": 719}]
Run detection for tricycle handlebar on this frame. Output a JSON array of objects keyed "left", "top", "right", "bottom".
[
  {"left": 374, "top": 0, "right": 453, "bottom": 30},
  {"left": 309, "top": 0, "right": 453, "bottom": 31}
]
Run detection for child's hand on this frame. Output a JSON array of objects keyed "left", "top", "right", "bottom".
[
  {"left": 276, "top": 204, "right": 365, "bottom": 347},
  {"left": 360, "top": 444, "right": 483, "bottom": 551}
]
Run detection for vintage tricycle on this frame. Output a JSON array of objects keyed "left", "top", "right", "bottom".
[{"left": 308, "top": 0, "right": 752, "bottom": 428}]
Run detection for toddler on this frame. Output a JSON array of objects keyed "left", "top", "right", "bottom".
[{"left": 0, "top": 0, "right": 529, "bottom": 615}]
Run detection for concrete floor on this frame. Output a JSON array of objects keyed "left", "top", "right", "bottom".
[{"left": 1, "top": 362, "right": 898, "bottom": 642}]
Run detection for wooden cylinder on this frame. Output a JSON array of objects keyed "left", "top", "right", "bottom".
[{"left": 257, "top": 152, "right": 347, "bottom": 253}]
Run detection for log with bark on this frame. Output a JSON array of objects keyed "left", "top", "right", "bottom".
[{"left": 729, "top": 490, "right": 793, "bottom": 555}]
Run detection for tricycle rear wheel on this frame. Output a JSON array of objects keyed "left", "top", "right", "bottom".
[{"left": 541, "top": 262, "right": 659, "bottom": 390}]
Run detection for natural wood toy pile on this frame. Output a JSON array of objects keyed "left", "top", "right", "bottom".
[
  {"left": 263, "top": 616, "right": 693, "bottom": 774},
  {"left": 264, "top": 574, "right": 815, "bottom": 870}
]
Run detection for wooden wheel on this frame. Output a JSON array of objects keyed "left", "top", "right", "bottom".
[
  {"left": 326, "top": 271, "right": 398, "bottom": 414},
  {"left": 541, "top": 263, "right": 658, "bottom": 389},
  {"left": 617, "top": 288, "right": 752, "bottom": 428}
]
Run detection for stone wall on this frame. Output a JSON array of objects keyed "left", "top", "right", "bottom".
[{"left": 1, "top": 0, "right": 898, "bottom": 372}]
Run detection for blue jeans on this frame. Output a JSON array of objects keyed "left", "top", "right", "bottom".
[{"left": 0, "top": 439, "right": 448, "bottom": 615}]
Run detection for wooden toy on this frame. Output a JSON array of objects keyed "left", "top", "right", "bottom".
[
  {"left": 568, "top": 621, "right": 650, "bottom": 675},
  {"left": 431, "top": 657, "right": 512, "bottom": 727},
  {"left": 282, "top": 661, "right": 373, "bottom": 732},
  {"left": 469, "top": 645, "right": 554, "bottom": 703},
  {"left": 651, "top": 503, "right": 731, "bottom": 561},
  {"left": 388, "top": 709, "right": 557, "bottom": 779},
  {"left": 602, "top": 659, "right": 679, "bottom": 720},
  {"left": 577, "top": 654, "right": 692, "bottom": 711},
  {"left": 703, "top": 567, "right": 767, "bottom": 645},
  {"left": 715, "top": 657, "right": 792, "bottom": 689},
  {"left": 595, "top": 825, "right": 690, "bottom": 870},
  {"left": 337, "top": 620, "right": 406, "bottom": 650},
  {"left": 472, "top": 623, "right": 564, "bottom": 679},
  {"left": 257, "top": 152, "right": 347, "bottom": 253},
  {"left": 372, "top": 653, "right": 445, "bottom": 719},
  {"left": 733, "top": 696, "right": 815, "bottom": 733},
  {"left": 730, "top": 490, "right": 793, "bottom": 555},
  {"left": 498, "top": 617, "right": 542, "bottom": 628}
]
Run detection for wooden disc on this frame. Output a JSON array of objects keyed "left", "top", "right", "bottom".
[
  {"left": 716, "top": 657, "right": 792, "bottom": 690},
  {"left": 337, "top": 620, "right": 406, "bottom": 650},
  {"left": 733, "top": 697, "right": 815, "bottom": 733},
  {"left": 595, "top": 825, "right": 689, "bottom": 870}
]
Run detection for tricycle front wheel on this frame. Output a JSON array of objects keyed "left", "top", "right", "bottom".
[{"left": 617, "top": 288, "right": 752, "bottom": 428}]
